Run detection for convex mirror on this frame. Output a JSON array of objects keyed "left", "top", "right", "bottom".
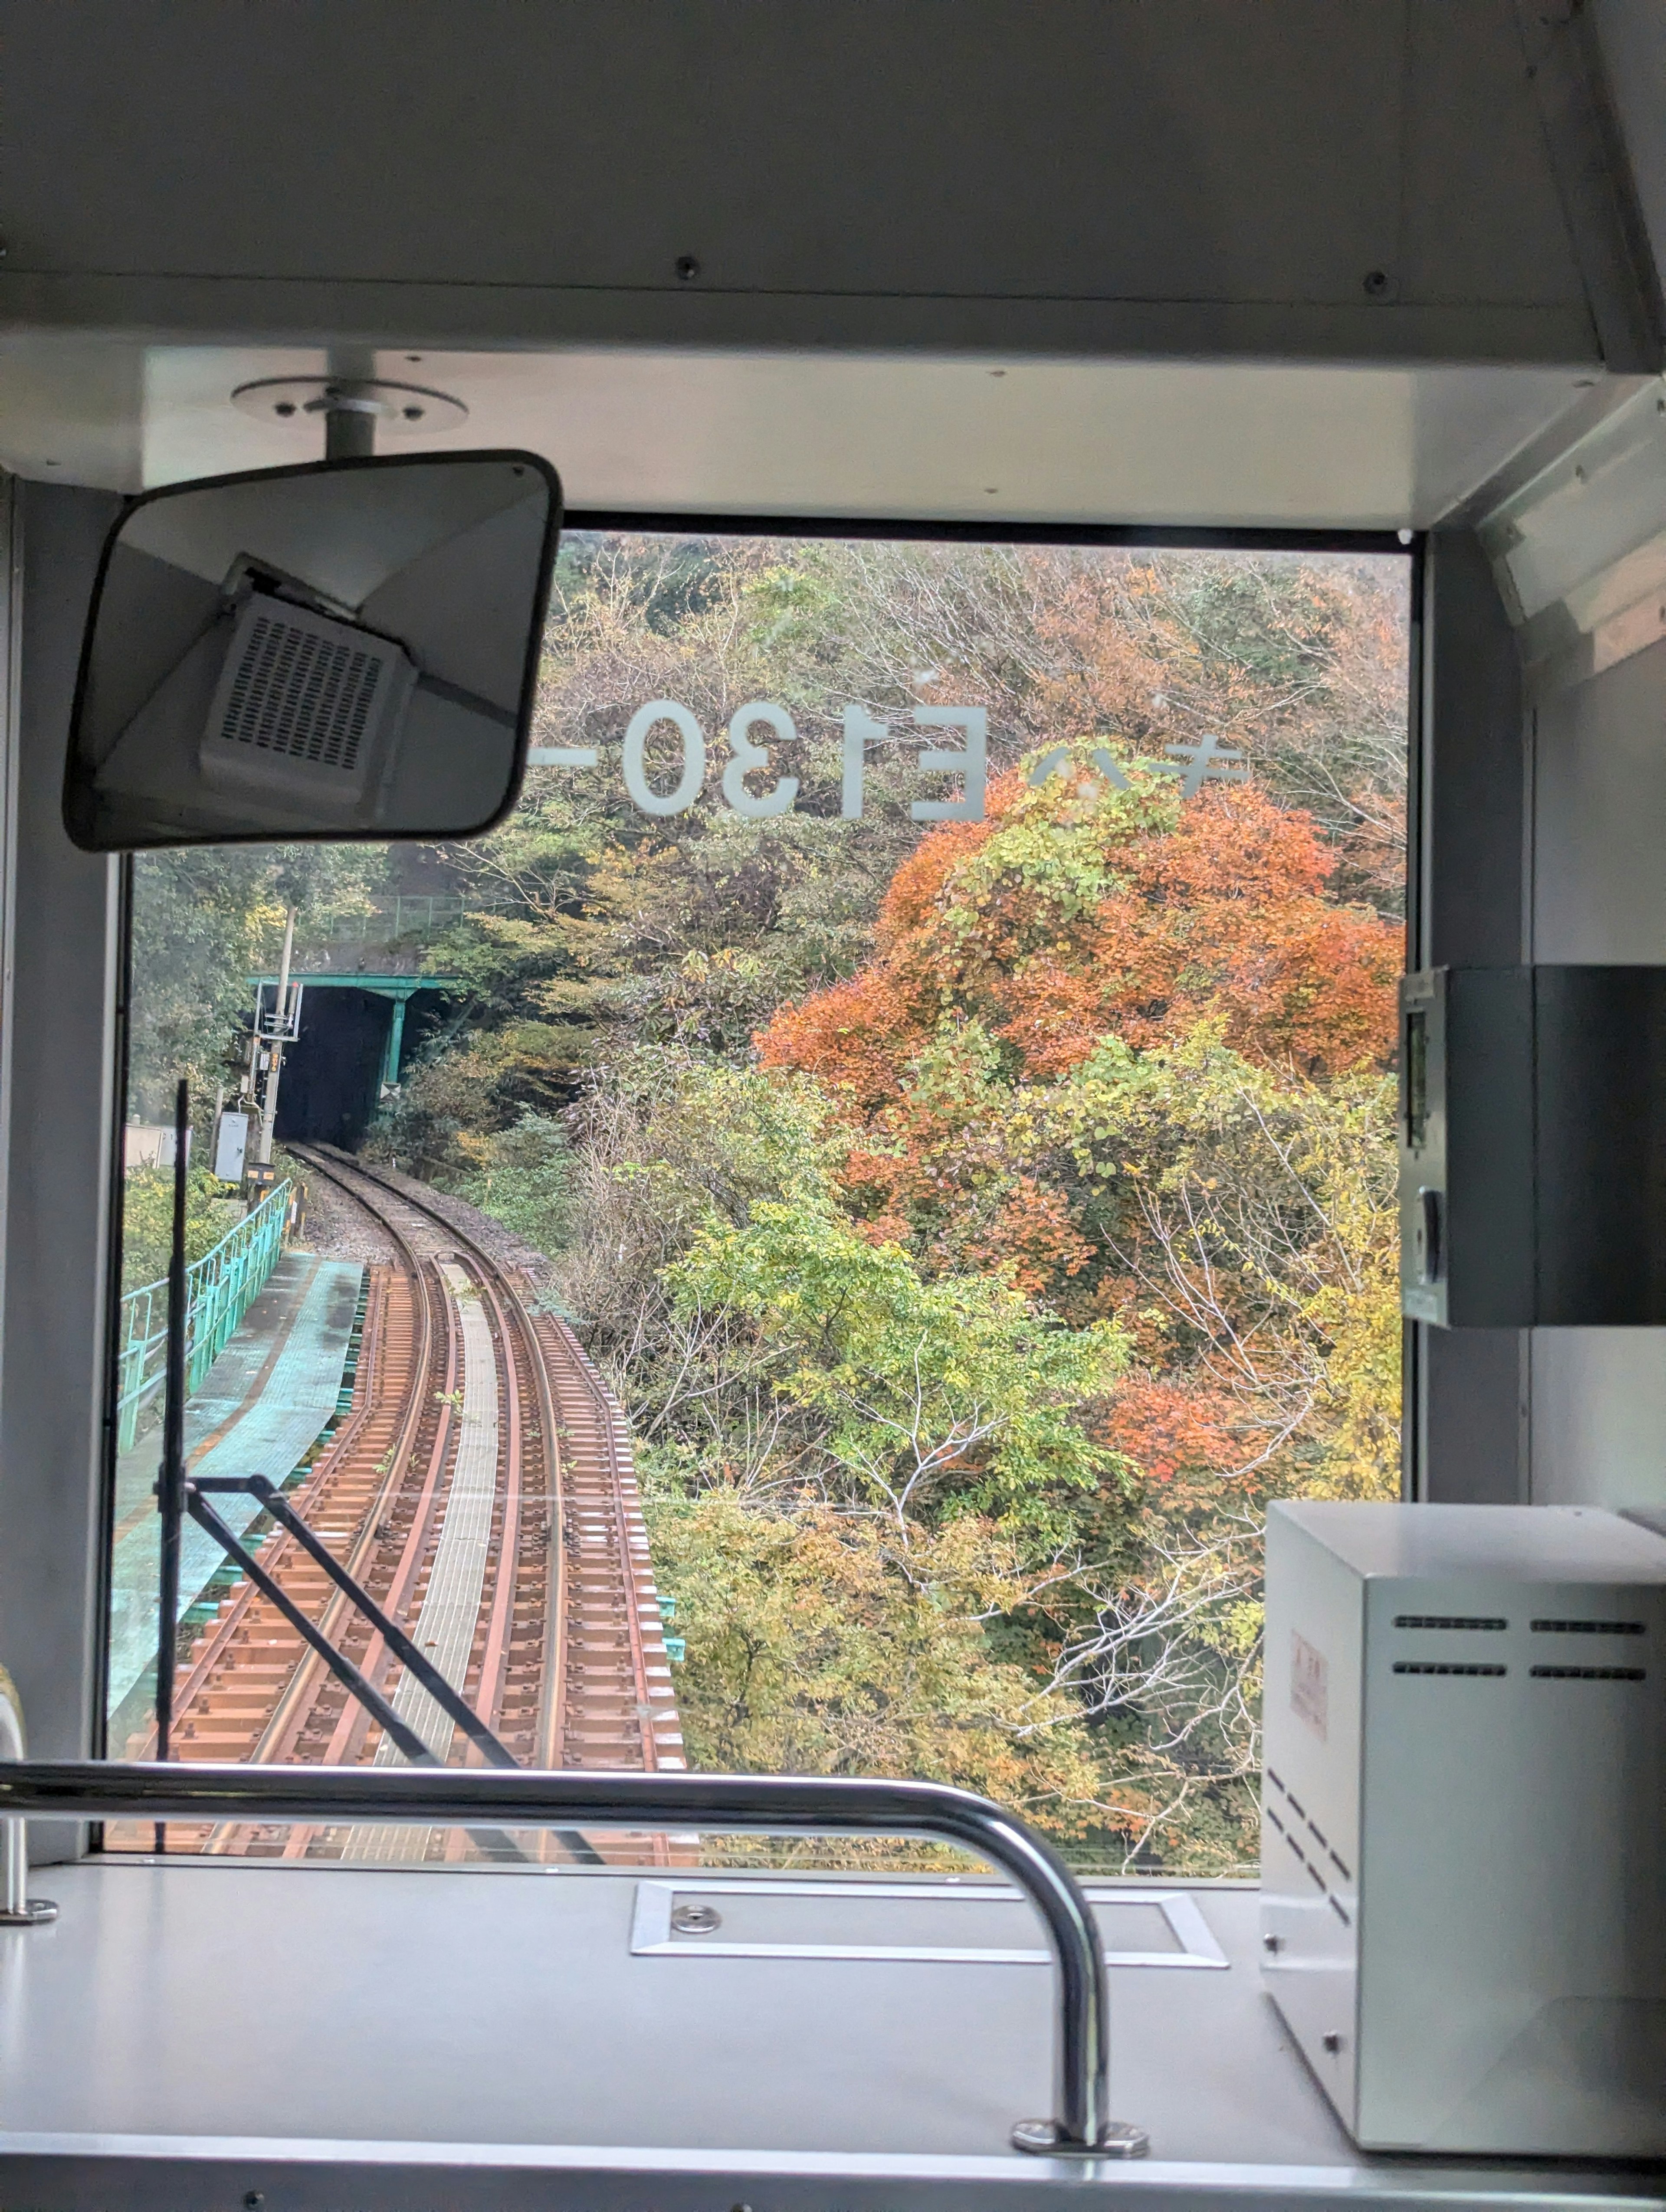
[{"left": 64, "top": 452, "right": 561, "bottom": 851}]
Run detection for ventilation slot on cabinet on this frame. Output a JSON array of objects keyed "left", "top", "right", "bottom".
[
  {"left": 1392, "top": 1660, "right": 1507, "bottom": 1677},
  {"left": 1530, "top": 1618, "right": 1645, "bottom": 1637},
  {"left": 1529, "top": 1665, "right": 1645, "bottom": 1682},
  {"left": 1264, "top": 1767, "right": 1354, "bottom": 1927},
  {"left": 1393, "top": 1614, "right": 1507, "bottom": 1631}
]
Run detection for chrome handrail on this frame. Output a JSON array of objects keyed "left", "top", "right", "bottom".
[
  {"left": 0, "top": 1676, "right": 55, "bottom": 1926},
  {"left": 0, "top": 1760, "right": 1146, "bottom": 2159}
]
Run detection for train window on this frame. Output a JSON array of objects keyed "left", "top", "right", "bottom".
[{"left": 103, "top": 527, "right": 1411, "bottom": 1874}]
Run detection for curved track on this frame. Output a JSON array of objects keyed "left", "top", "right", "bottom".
[{"left": 132, "top": 1148, "right": 685, "bottom": 1865}]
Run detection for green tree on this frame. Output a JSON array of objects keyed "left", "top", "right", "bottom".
[
  {"left": 120, "top": 1166, "right": 246, "bottom": 1291},
  {"left": 669, "top": 1199, "right": 1128, "bottom": 1536},
  {"left": 130, "top": 844, "right": 389, "bottom": 1119}
]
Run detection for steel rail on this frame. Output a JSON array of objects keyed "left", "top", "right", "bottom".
[
  {"left": 167, "top": 1266, "right": 394, "bottom": 1749},
  {"left": 191, "top": 1478, "right": 521, "bottom": 1768},
  {"left": 185, "top": 1490, "right": 439, "bottom": 1767},
  {"left": 320, "top": 1256, "right": 460, "bottom": 1766},
  {"left": 287, "top": 1152, "right": 523, "bottom": 1757},
  {"left": 282, "top": 1152, "right": 604, "bottom": 1867},
  {"left": 554, "top": 1322, "right": 658, "bottom": 1771},
  {"left": 0, "top": 1760, "right": 1145, "bottom": 2158},
  {"left": 524, "top": 1309, "right": 569, "bottom": 1775},
  {"left": 450, "top": 1257, "right": 527, "bottom": 1741},
  {"left": 294, "top": 1152, "right": 630, "bottom": 1785},
  {"left": 261, "top": 1171, "right": 448, "bottom": 1770},
  {"left": 339, "top": 1159, "right": 664, "bottom": 1778}
]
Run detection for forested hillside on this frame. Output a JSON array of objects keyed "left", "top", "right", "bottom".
[
  {"left": 131, "top": 531, "right": 1408, "bottom": 1872},
  {"left": 372, "top": 533, "right": 1408, "bottom": 1873}
]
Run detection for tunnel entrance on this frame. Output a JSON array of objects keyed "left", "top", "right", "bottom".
[{"left": 272, "top": 985, "right": 450, "bottom": 1151}]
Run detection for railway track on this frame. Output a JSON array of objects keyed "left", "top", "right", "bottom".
[{"left": 124, "top": 1148, "right": 686, "bottom": 1865}]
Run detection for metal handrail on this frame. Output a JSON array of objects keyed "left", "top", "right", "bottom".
[
  {"left": 308, "top": 891, "right": 515, "bottom": 944},
  {"left": 115, "top": 1177, "right": 292, "bottom": 1449},
  {"left": 0, "top": 1761, "right": 1147, "bottom": 2159},
  {"left": 0, "top": 1675, "right": 54, "bottom": 1926}
]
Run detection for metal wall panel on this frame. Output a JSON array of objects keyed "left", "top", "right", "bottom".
[
  {"left": 1592, "top": 0, "right": 1666, "bottom": 294},
  {"left": 1404, "top": 0, "right": 1589, "bottom": 311},
  {"left": 0, "top": 483, "right": 122, "bottom": 1852},
  {"left": 0, "top": 1, "right": 1407, "bottom": 301},
  {"left": 1414, "top": 531, "right": 1532, "bottom": 1502},
  {"left": 1528, "top": 633, "right": 1666, "bottom": 1512},
  {"left": 0, "top": 0, "right": 1601, "bottom": 364}
]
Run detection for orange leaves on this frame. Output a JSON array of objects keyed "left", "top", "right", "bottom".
[
  {"left": 751, "top": 756, "right": 1403, "bottom": 1522},
  {"left": 1097, "top": 1371, "right": 1256, "bottom": 1495},
  {"left": 758, "top": 774, "right": 1401, "bottom": 1108},
  {"left": 961, "top": 1175, "right": 1096, "bottom": 1298},
  {"left": 756, "top": 968, "right": 922, "bottom": 1114},
  {"left": 875, "top": 816, "right": 993, "bottom": 948},
  {"left": 1000, "top": 785, "right": 1399, "bottom": 1080}
]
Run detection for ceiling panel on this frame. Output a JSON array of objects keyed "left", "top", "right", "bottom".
[{"left": 0, "top": 342, "right": 1619, "bottom": 533}]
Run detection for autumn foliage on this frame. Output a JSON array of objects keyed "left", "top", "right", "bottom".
[
  {"left": 759, "top": 762, "right": 1399, "bottom": 1106},
  {"left": 758, "top": 751, "right": 1403, "bottom": 1520},
  {"left": 367, "top": 540, "right": 1410, "bottom": 1872}
]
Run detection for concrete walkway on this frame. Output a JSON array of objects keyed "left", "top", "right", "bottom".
[{"left": 107, "top": 1253, "right": 364, "bottom": 1742}]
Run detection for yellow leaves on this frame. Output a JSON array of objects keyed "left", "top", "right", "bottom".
[
  {"left": 1218, "top": 1599, "right": 1264, "bottom": 1659},
  {"left": 1298, "top": 1270, "right": 1402, "bottom": 1502},
  {"left": 645, "top": 1488, "right": 1109, "bottom": 1835}
]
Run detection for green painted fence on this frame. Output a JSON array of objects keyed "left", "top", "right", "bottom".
[{"left": 115, "top": 1179, "right": 292, "bottom": 1452}]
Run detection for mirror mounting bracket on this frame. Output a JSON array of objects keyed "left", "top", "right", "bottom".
[{"left": 230, "top": 377, "right": 469, "bottom": 454}]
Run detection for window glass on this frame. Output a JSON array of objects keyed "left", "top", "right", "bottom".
[{"left": 106, "top": 532, "right": 1410, "bottom": 1874}]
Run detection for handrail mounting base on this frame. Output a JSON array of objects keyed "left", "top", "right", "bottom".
[
  {"left": 0, "top": 1897, "right": 57, "bottom": 1925},
  {"left": 1011, "top": 2118, "right": 1149, "bottom": 2159}
]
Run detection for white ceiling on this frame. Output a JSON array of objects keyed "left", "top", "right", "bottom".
[{"left": 0, "top": 338, "right": 1635, "bottom": 532}]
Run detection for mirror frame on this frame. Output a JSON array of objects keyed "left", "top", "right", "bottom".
[{"left": 62, "top": 448, "right": 564, "bottom": 854}]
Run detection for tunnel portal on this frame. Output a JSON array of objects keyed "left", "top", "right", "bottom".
[{"left": 257, "top": 975, "right": 456, "bottom": 1152}]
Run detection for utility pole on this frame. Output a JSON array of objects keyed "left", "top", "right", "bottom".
[{"left": 257, "top": 906, "right": 297, "bottom": 1166}]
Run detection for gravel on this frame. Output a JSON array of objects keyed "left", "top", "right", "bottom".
[
  {"left": 279, "top": 1149, "right": 399, "bottom": 1264},
  {"left": 299, "top": 1146, "right": 558, "bottom": 1288}
]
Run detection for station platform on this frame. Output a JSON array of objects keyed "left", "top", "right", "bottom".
[
  {"left": 0, "top": 1860, "right": 1655, "bottom": 2212},
  {"left": 105, "top": 1255, "right": 364, "bottom": 1741}
]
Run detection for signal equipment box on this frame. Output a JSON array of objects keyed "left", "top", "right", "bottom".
[{"left": 1261, "top": 1501, "right": 1666, "bottom": 2156}]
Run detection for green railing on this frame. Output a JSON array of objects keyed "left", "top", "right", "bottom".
[
  {"left": 317, "top": 893, "right": 512, "bottom": 946},
  {"left": 115, "top": 1179, "right": 292, "bottom": 1453}
]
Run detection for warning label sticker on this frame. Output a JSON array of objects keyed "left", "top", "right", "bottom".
[{"left": 1291, "top": 1630, "right": 1329, "bottom": 1741}]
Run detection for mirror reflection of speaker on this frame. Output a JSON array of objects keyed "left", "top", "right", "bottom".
[
  {"left": 64, "top": 451, "right": 561, "bottom": 852},
  {"left": 200, "top": 592, "right": 416, "bottom": 814}
]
